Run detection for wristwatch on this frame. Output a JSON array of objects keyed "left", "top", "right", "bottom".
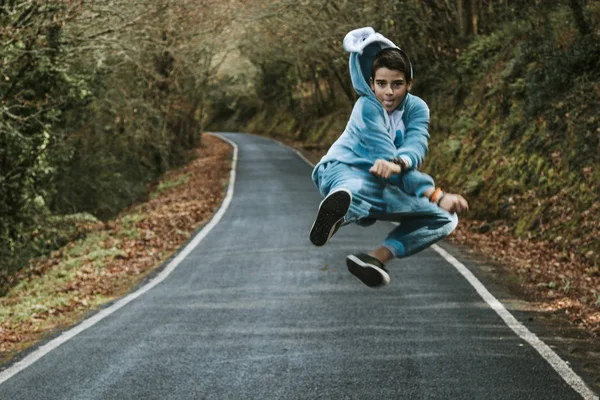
[{"left": 390, "top": 157, "right": 409, "bottom": 172}]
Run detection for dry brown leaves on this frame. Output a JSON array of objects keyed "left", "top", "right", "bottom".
[
  {"left": 0, "top": 134, "right": 232, "bottom": 359},
  {"left": 450, "top": 220, "right": 600, "bottom": 336}
]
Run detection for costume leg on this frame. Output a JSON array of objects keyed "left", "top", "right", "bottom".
[
  {"left": 314, "top": 161, "right": 383, "bottom": 226},
  {"left": 381, "top": 210, "right": 458, "bottom": 257},
  {"left": 314, "top": 161, "right": 457, "bottom": 255},
  {"left": 369, "top": 182, "right": 458, "bottom": 258}
]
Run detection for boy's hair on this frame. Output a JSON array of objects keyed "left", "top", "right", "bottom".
[{"left": 371, "top": 48, "right": 413, "bottom": 81}]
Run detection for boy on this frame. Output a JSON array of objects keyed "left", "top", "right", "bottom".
[{"left": 309, "top": 27, "right": 469, "bottom": 288}]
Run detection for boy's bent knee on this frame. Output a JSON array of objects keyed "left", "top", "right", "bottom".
[{"left": 316, "top": 163, "right": 367, "bottom": 199}]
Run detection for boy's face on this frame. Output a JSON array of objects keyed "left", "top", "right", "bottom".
[{"left": 370, "top": 68, "right": 412, "bottom": 113}]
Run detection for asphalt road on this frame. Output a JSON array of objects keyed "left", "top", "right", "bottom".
[{"left": 0, "top": 133, "right": 594, "bottom": 399}]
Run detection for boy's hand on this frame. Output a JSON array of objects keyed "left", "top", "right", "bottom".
[
  {"left": 370, "top": 159, "right": 401, "bottom": 179},
  {"left": 438, "top": 193, "right": 469, "bottom": 214}
]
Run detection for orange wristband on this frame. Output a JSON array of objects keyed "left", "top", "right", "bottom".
[{"left": 430, "top": 188, "right": 443, "bottom": 203}]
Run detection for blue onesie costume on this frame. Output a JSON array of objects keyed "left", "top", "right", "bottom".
[{"left": 311, "top": 27, "right": 458, "bottom": 258}]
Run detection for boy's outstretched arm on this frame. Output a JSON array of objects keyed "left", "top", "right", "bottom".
[
  {"left": 394, "top": 97, "right": 430, "bottom": 169},
  {"left": 369, "top": 161, "right": 469, "bottom": 214},
  {"left": 422, "top": 187, "right": 470, "bottom": 214}
]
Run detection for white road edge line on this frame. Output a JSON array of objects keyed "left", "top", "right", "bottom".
[
  {"left": 431, "top": 244, "right": 598, "bottom": 400},
  {"left": 0, "top": 133, "right": 238, "bottom": 385},
  {"left": 278, "top": 138, "right": 598, "bottom": 400}
]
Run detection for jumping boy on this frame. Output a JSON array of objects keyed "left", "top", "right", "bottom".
[{"left": 309, "top": 27, "right": 469, "bottom": 288}]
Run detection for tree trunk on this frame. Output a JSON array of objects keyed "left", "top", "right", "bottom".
[
  {"left": 569, "top": 0, "right": 592, "bottom": 36},
  {"left": 458, "top": 0, "right": 465, "bottom": 36},
  {"left": 471, "top": 0, "right": 478, "bottom": 35},
  {"left": 458, "top": 0, "right": 478, "bottom": 36},
  {"left": 333, "top": 67, "right": 356, "bottom": 106}
]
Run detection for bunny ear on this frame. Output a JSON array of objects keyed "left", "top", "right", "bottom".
[
  {"left": 343, "top": 27, "right": 376, "bottom": 54},
  {"left": 343, "top": 27, "right": 398, "bottom": 54}
]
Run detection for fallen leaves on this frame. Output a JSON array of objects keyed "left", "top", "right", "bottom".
[
  {"left": 0, "top": 134, "right": 232, "bottom": 361},
  {"left": 450, "top": 219, "right": 600, "bottom": 336}
]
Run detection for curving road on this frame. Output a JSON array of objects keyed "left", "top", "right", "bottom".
[{"left": 0, "top": 133, "right": 596, "bottom": 399}]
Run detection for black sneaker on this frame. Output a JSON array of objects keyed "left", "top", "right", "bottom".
[
  {"left": 309, "top": 189, "right": 352, "bottom": 246},
  {"left": 346, "top": 253, "right": 390, "bottom": 288}
]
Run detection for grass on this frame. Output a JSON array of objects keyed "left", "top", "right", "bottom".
[
  {"left": 1, "top": 230, "right": 127, "bottom": 327},
  {"left": 150, "top": 174, "right": 191, "bottom": 199},
  {"left": 0, "top": 219, "right": 134, "bottom": 357},
  {"left": 0, "top": 133, "right": 233, "bottom": 363}
]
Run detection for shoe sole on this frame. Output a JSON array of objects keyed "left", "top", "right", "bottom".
[
  {"left": 309, "top": 189, "right": 351, "bottom": 246},
  {"left": 346, "top": 255, "right": 390, "bottom": 288}
]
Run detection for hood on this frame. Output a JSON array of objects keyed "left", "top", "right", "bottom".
[{"left": 343, "top": 27, "right": 398, "bottom": 97}]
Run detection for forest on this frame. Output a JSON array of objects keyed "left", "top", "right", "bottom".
[
  {"left": 211, "top": 0, "right": 600, "bottom": 328},
  {"left": 1, "top": 1, "right": 599, "bottom": 328},
  {"left": 1, "top": 0, "right": 234, "bottom": 289}
]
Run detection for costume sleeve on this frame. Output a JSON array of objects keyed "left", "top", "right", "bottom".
[
  {"left": 401, "top": 170, "right": 435, "bottom": 197},
  {"left": 395, "top": 97, "right": 430, "bottom": 169}
]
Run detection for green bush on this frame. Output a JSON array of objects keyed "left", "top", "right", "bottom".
[{"left": 0, "top": 1, "right": 222, "bottom": 291}]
